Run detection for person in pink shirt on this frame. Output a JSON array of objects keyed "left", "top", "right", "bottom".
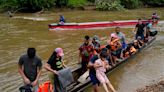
[{"left": 94, "top": 51, "right": 116, "bottom": 92}]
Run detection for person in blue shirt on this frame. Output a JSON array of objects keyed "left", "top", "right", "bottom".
[
  {"left": 115, "top": 27, "right": 127, "bottom": 49},
  {"left": 59, "top": 15, "right": 65, "bottom": 25}
]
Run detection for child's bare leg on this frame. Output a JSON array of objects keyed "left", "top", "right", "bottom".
[
  {"left": 106, "top": 82, "right": 116, "bottom": 92},
  {"left": 102, "top": 83, "right": 109, "bottom": 92}
]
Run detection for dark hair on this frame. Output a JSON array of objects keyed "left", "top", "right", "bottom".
[
  {"left": 101, "top": 48, "right": 108, "bottom": 53},
  {"left": 85, "top": 35, "right": 90, "bottom": 40},
  {"left": 100, "top": 51, "right": 107, "bottom": 58},
  {"left": 106, "top": 45, "right": 111, "bottom": 49},
  {"left": 27, "top": 48, "right": 36, "bottom": 58},
  {"left": 138, "top": 18, "right": 142, "bottom": 21}
]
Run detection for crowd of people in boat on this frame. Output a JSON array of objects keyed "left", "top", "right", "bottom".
[{"left": 18, "top": 13, "right": 159, "bottom": 92}]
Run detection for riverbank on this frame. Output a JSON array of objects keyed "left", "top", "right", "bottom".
[{"left": 137, "top": 78, "right": 164, "bottom": 92}]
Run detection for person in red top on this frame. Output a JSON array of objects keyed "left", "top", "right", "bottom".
[{"left": 78, "top": 35, "right": 94, "bottom": 73}]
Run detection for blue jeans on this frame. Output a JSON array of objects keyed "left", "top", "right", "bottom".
[{"left": 135, "top": 34, "right": 144, "bottom": 40}]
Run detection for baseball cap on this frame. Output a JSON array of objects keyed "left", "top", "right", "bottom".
[
  {"left": 55, "top": 48, "right": 64, "bottom": 57},
  {"left": 93, "top": 35, "right": 100, "bottom": 43}
]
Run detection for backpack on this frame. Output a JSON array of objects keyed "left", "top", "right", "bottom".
[{"left": 19, "top": 84, "right": 32, "bottom": 92}]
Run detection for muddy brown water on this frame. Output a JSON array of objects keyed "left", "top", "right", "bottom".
[{"left": 0, "top": 14, "right": 164, "bottom": 92}]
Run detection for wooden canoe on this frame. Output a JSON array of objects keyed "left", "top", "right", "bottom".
[{"left": 67, "top": 37, "right": 156, "bottom": 92}]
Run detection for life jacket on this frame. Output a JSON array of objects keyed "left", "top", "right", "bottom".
[
  {"left": 109, "top": 39, "right": 120, "bottom": 51},
  {"left": 38, "top": 81, "right": 53, "bottom": 92}
]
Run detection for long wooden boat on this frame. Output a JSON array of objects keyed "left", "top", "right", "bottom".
[
  {"left": 67, "top": 37, "right": 156, "bottom": 92},
  {"left": 49, "top": 20, "right": 148, "bottom": 31}
]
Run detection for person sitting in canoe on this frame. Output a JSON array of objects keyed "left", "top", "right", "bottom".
[
  {"left": 58, "top": 15, "right": 65, "bottom": 25},
  {"left": 132, "top": 40, "right": 141, "bottom": 50},
  {"left": 115, "top": 27, "right": 127, "bottom": 49},
  {"left": 94, "top": 51, "right": 116, "bottom": 92},
  {"left": 44, "top": 48, "right": 67, "bottom": 92},
  {"left": 108, "top": 33, "right": 122, "bottom": 65},
  {"left": 92, "top": 35, "right": 101, "bottom": 54},
  {"left": 137, "top": 36, "right": 144, "bottom": 46},
  {"left": 122, "top": 43, "right": 137, "bottom": 58},
  {"left": 78, "top": 35, "right": 94, "bottom": 74},
  {"left": 152, "top": 11, "right": 159, "bottom": 25},
  {"left": 106, "top": 45, "right": 116, "bottom": 67},
  {"left": 146, "top": 19, "right": 158, "bottom": 37},
  {"left": 133, "top": 18, "right": 146, "bottom": 40}
]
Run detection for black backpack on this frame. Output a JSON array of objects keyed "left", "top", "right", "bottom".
[{"left": 19, "top": 84, "right": 32, "bottom": 92}]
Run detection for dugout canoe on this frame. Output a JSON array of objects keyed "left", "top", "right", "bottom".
[{"left": 67, "top": 37, "right": 156, "bottom": 92}]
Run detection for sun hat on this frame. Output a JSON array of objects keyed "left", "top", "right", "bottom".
[
  {"left": 55, "top": 48, "right": 64, "bottom": 57},
  {"left": 111, "top": 33, "right": 118, "bottom": 38}
]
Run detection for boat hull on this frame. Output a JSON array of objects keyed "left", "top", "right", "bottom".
[{"left": 49, "top": 20, "right": 148, "bottom": 31}]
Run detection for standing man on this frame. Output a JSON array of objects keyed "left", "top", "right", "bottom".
[
  {"left": 115, "top": 27, "right": 127, "bottom": 49},
  {"left": 78, "top": 35, "right": 94, "bottom": 74},
  {"left": 134, "top": 18, "right": 146, "bottom": 40},
  {"left": 18, "top": 48, "right": 42, "bottom": 92}
]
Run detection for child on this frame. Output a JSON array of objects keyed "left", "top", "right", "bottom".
[{"left": 94, "top": 51, "right": 116, "bottom": 92}]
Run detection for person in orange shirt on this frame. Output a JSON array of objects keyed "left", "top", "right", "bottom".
[{"left": 108, "top": 33, "right": 122, "bottom": 65}]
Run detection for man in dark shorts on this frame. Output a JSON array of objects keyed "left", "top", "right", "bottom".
[
  {"left": 78, "top": 35, "right": 94, "bottom": 74},
  {"left": 134, "top": 18, "right": 146, "bottom": 40},
  {"left": 88, "top": 48, "right": 108, "bottom": 92},
  {"left": 18, "top": 48, "right": 42, "bottom": 92},
  {"left": 88, "top": 53, "right": 99, "bottom": 92}
]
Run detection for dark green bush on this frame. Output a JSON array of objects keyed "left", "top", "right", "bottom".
[
  {"left": 0, "top": 0, "right": 19, "bottom": 10},
  {"left": 121, "top": 0, "right": 141, "bottom": 9},
  {"left": 67, "top": 0, "right": 88, "bottom": 8},
  {"left": 55, "top": 0, "right": 68, "bottom": 7},
  {"left": 95, "top": 0, "right": 124, "bottom": 11},
  {"left": 87, "top": 0, "right": 95, "bottom": 3},
  {"left": 0, "top": 0, "right": 55, "bottom": 12}
]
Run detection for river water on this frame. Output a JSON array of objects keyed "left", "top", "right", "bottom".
[{"left": 0, "top": 13, "right": 164, "bottom": 92}]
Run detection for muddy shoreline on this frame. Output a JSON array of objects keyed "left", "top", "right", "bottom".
[{"left": 137, "top": 78, "right": 164, "bottom": 92}]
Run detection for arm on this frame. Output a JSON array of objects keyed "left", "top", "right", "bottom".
[
  {"left": 117, "top": 41, "right": 122, "bottom": 48},
  {"left": 105, "top": 61, "right": 111, "bottom": 70},
  {"left": 94, "top": 62, "right": 102, "bottom": 68},
  {"left": 18, "top": 57, "right": 31, "bottom": 84},
  {"left": 78, "top": 50, "right": 82, "bottom": 64},
  {"left": 62, "top": 61, "right": 67, "bottom": 68},
  {"left": 144, "top": 27, "right": 147, "bottom": 37},
  {"left": 44, "top": 63, "right": 58, "bottom": 75},
  {"left": 87, "top": 62, "right": 94, "bottom": 68},
  {"left": 31, "top": 66, "right": 42, "bottom": 86},
  {"left": 133, "top": 27, "right": 137, "bottom": 34}
]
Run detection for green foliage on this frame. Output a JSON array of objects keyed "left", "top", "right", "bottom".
[
  {"left": 0, "top": 0, "right": 19, "bottom": 10},
  {"left": 95, "top": 0, "right": 124, "bottom": 11},
  {"left": 0, "top": 0, "right": 55, "bottom": 11},
  {"left": 55, "top": 0, "right": 68, "bottom": 7},
  {"left": 121, "top": 0, "right": 141, "bottom": 9},
  {"left": 67, "top": 0, "right": 88, "bottom": 8}
]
